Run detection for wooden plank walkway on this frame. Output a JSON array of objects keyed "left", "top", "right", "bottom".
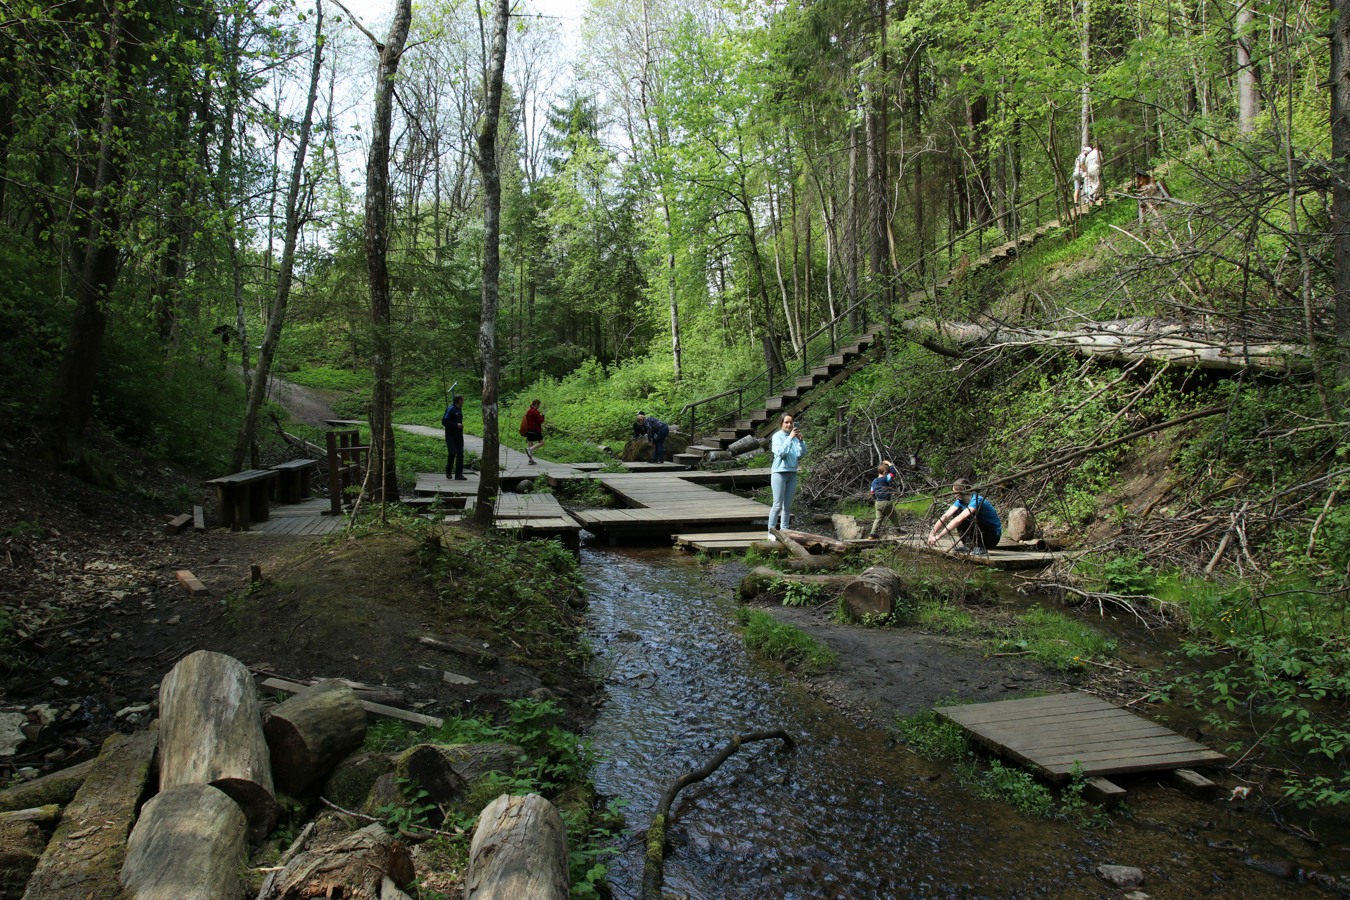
[
  {"left": 571, "top": 473, "right": 768, "bottom": 542},
  {"left": 672, "top": 530, "right": 768, "bottom": 553},
  {"left": 242, "top": 499, "right": 345, "bottom": 536},
  {"left": 937, "top": 693, "right": 1225, "bottom": 783}
]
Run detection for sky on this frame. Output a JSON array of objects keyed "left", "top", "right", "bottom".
[{"left": 337, "top": 0, "right": 582, "bottom": 55}]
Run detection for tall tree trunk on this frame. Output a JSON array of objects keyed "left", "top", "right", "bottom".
[
  {"left": 364, "top": 0, "right": 412, "bottom": 507},
  {"left": 229, "top": 1, "right": 325, "bottom": 473},
  {"left": 1079, "top": 0, "right": 1092, "bottom": 146},
  {"left": 1236, "top": 2, "right": 1259, "bottom": 134},
  {"left": 473, "top": 0, "right": 510, "bottom": 525},
  {"left": 48, "top": 0, "right": 126, "bottom": 469},
  {"left": 1334, "top": 0, "right": 1350, "bottom": 390}
]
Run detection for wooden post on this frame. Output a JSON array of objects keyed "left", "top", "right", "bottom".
[
  {"left": 263, "top": 681, "right": 367, "bottom": 795},
  {"left": 842, "top": 565, "right": 902, "bottom": 619},
  {"left": 465, "top": 794, "right": 569, "bottom": 900}
]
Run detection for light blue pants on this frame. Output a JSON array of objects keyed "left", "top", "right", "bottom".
[{"left": 769, "top": 471, "right": 798, "bottom": 531}]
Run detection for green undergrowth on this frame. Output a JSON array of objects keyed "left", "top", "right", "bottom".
[
  {"left": 999, "top": 605, "right": 1116, "bottom": 672},
  {"left": 895, "top": 707, "right": 1114, "bottom": 828},
  {"left": 736, "top": 607, "right": 837, "bottom": 672}
]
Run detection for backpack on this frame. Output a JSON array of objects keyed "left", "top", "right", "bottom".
[{"left": 442, "top": 405, "right": 453, "bottom": 427}]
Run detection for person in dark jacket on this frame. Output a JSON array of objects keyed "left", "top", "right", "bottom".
[
  {"left": 442, "top": 395, "right": 466, "bottom": 480},
  {"left": 633, "top": 411, "right": 670, "bottom": 463},
  {"left": 868, "top": 459, "right": 900, "bottom": 539}
]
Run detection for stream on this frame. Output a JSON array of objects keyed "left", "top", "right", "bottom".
[{"left": 580, "top": 546, "right": 1342, "bottom": 899}]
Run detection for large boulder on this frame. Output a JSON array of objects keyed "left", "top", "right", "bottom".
[{"left": 620, "top": 431, "right": 690, "bottom": 462}]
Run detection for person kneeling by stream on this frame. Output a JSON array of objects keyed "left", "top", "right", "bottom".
[{"left": 927, "top": 478, "right": 1001, "bottom": 556}]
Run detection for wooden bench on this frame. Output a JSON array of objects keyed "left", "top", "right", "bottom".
[
  {"left": 206, "top": 469, "right": 277, "bottom": 531},
  {"left": 271, "top": 459, "right": 319, "bottom": 504}
]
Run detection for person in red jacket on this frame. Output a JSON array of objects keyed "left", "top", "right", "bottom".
[{"left": 519, "top": 399, "right": 545, "bottom": 464}]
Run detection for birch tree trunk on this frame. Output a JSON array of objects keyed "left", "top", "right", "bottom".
[
  {"left": 229, "top": 3, "right": 324, "bottom": 473},
  {"left": 364, "top": 0, "right": 413, "bottom": 507},
  {"left": 473, "top": 0, "right": 511, "bottom": 525},
  {"left": 1236, "top": 2, "right": 1259, "bottom": 134}
]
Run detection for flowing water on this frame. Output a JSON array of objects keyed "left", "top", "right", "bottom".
[{"left": 580, "top": 547, "right": 1340, "bottom": 899}]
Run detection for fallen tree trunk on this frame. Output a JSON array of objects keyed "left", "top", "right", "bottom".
[
  {"left": 641, "top": 730, "right": 794, "bottom": 900},
  {"left": 120, "top": 783, "right": 248, "bottom": 900},
  {"left": 781, "top": 529, "right": 852, "bottom": 554},
  {"left": 842, "top": 566, "right": 902, "bottom": 619},
  {"left": 256, "top": 822, "right": 414, "bottom": 900},
  {"left": 739, "top": 566, "right": 856, "bottom": 600},
  {"left": 784, "top": 554, "right": 844, "bottom": 572},
  {"left": 0, "top": 758, "right": 96, "bottom": 813},
  {"left": 21, "top": 730, "right": 157, "bottom": 900},
  {"left": 465, "top": 793, "right": 569, "bottom": 900},
  {"left": 264, "top": 680, "right": 367, "bottom": 795},
  {"left": 159, "top": 650, "right": 276, "bottom": 840},
  {"left": 725, "top": 434, "right": 763, "bottom": 456},
  {"left": 902, "top": 316, "right": 1311, "bottom": 373}
]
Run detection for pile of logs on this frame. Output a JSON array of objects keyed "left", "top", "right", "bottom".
[{"left": 0, "top": 650, "right": 571, "bottom": 900}]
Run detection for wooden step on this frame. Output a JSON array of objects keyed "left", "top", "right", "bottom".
[
  {"left": 672, "top": 452, "right": 704, "bottom": 469},
  {"left": 765, "top": 396, "right": 787, "bottom": 411},
  {"left": 795, "top": 376, "right": 816, "bottom": 390},
  {"left": 687, "top": 444, "right": 721, "bottom": 453},
  {"left": 810, "top": 366, "right": 834, "bottom": 378},
  {"left": 824, "top": 354, "right": 846, "bottom": 367}
]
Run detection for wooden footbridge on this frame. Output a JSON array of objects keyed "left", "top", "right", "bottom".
[{"left": 938, "top": 692, "right": 1225, "bottom": 797}]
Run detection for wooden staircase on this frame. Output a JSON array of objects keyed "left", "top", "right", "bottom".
[{"left": 673, "top": 327, "right": 884, "bottom": 467}]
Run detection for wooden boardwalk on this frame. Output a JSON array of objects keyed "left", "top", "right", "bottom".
[
  {"left": 243, "top": 498, "right": 346, "bottom": 536},
  {"left": 937, "top": 693, "right": 1225, "bottom": 783},
  {"left": 571, "top": 473, "right": 768, "bottom": 543}
]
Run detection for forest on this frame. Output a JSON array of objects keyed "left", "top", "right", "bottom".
[{"left": 2, "top": 0, "right": 1349, "bottom": 848}]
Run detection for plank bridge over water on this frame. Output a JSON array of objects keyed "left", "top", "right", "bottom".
[{"left": 937, "top": 693, "right": 1225, "bottom": 786}]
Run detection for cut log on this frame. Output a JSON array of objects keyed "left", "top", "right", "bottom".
[
  {"left": 465, "top": 794, "right": 569, "bottom": 900},
  {"left": 770, "top": 529, "right": 812, "bottom": 560},
  {"left": 159, "top": 650, "right": 276, "bottom": 841},
  {"left": 20, "top": 729, "right": 157, "bottom": 900},
  {"left": 725, "top": 434, "right": 763, "bottom": 456},
  {"left": 393, "top": 743, "right": 533, "bottom": 826},
  {"left": 784, "top": 554, "right": 844, "bottom": 572},
  {"left": 256, "top": 823, "right": 413, "bottom": 900},
  {"left": 119, "top": 783, "right": 247, "bottom": 900},
  {"left": 0, "top": 758, "right": 95, "bottom": 813},
  {"left": 739, "top": 566, "right": 856, "bottom": 601},
  {"left": 264, "top": 681, "right": 367, "bottom": 796},
  {"left": 842, "top": 565, "right": 902, "bottom": 619}
]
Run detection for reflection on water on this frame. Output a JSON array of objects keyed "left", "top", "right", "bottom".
[{"left": 582, "top": 548, "right": 1096, "bottom": 898}]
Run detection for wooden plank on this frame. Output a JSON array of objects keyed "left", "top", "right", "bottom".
[
  {"left": 1036, "top": 739, "right": 1222, "bottom": 767},
  {"left": 1042, "top": 750, "right": 1226, "bottom": 778},
  {"left": 176, "top": 569, "right": 209, "bottom": 596},
  {"left": 165, "top": 513, "right": 192, "bottom": 535},
  {"left": 939, "top": 693, "right": 1109, "bottom": 724},
  {"left": 1083, "top": 777, "right": 1127, "bottom": 803},
  {"left": 259, "top": 678, "right": 442, "bottom": 730},
  {"left": 193, "top": 505, "right": 206, "bottom": 532}
]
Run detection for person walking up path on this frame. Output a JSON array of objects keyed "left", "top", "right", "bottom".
[
  {"left": 520, "top": 399, "right": 545, "bottom": 465},
  {"left": 767, "top": 414, "right": 806, "bottom": 540}
]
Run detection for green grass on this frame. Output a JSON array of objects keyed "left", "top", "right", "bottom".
[
  {"left": 916, "top": 599, "right": 979, "bottom": 633},
  {"left": 999, "top": 605, "right": 1116, "bottom": 672},
  {"left": 736, "top": 608, "right": 837, "bottom": 672},
  {"left": 284, "top": 365, "right": 371, "bottom": 392}
]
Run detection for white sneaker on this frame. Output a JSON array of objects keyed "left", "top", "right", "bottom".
[{"left": 766, "top": 533, "right": 776, "bottom": 542}]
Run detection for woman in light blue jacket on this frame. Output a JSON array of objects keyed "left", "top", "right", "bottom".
[{"left": 768, "top": 414, "right": 805, "bottom": 539}]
